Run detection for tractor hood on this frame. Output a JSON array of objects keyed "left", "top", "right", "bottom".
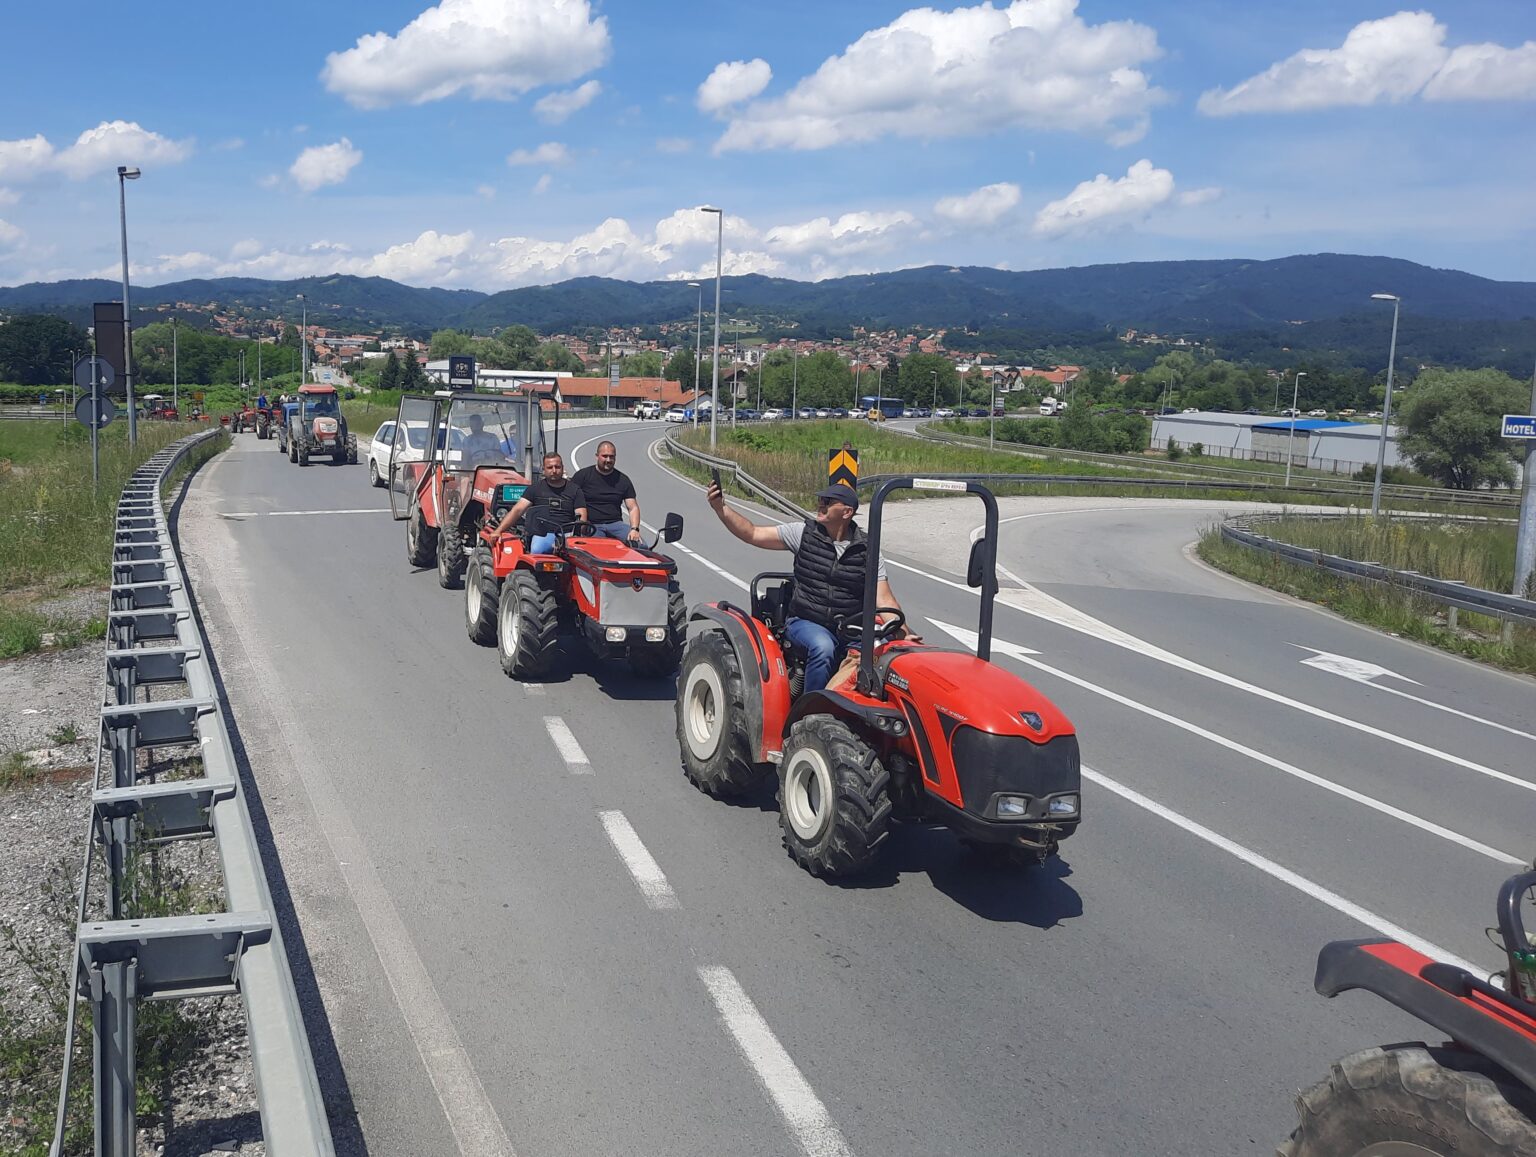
[{"left": 883, "top": 649, "right": 1073, "bottom": 742}]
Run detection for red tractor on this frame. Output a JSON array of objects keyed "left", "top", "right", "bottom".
[
  {"left": 388, "top": 389, "right": 547, "bottom": 589},
  {"left": 254, "top": 403, "right": 282, "bottom": 440},
  {"left": 464, "top": 511, "right": 687, "bottom": 679},
  {"left": 1281, "top": 864, "right": 1536, "bottom": 1154},
  {"left": 277, "top": 384, "right": 357, "bottom": 465},
  {"left": 230, "top": 402, "right": 259, "bottom": 433},
  {"left": 675, "top": 478, "right": 1081, "bottom": 878}
]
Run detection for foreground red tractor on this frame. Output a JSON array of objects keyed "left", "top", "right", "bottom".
[
  {"left": 1281, "top": 865, "right": 1536, "bottom": 1154},
  {"left": 254, "top": 404, "right": 281, "bottom": 440},
  {"left": 389, "top": 389, "right": 546, "bottom": 589},
  {"left": 465, "top": 506, "right": 687, "bottom": 679},
  {"left": 675, "top": 478, "right": 1080, "bottom": 878},
  {"left": 276, "top": 384, "right": 357, "bottom": 465}
]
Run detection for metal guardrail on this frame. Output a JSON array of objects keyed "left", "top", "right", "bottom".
[
  {"left": 0, "top": 405, "right": 70, "bottom": 420},
  {"left": 1220, "top": 512, "right": 1536, "bottom": 631},
  {"left": 911, "top": 421, "right": 1521, "bottom": 510},
  {"left": 662, "top": 428, "right": 809, "bottom": 518},
  {"left": 51, "top": 430, "right": 333, "bottom": 1157}
]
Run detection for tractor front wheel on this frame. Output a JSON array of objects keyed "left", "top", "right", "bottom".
[
  {"left": 464, "top": 545, "right": 500, "bottom": 645},
  {"left": 1280, "top": 1044, "right": 1536, "bottom": 1156},
  {"left": 437, "top": 522, "right": 467, "bottom": 589},
  {"left": 406, "top": 503, "right": 437, "bottom": 568},
  {"left": 498, "top": 571, "right": 557, "bottom": 679},
  {"left": 676, "top": 629, "right": 766, "bottom": 797},
  {"left": 629, "top": 589, "right": 687, "bottom": 677},
  {"left": 777, "top": 716, "right": 891, "bottom": 878}
]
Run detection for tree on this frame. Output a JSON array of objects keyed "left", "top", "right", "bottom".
[
  {"left": 538, "top": 341, "right": 584, "bottom": 374},
  {"left": 898, "top": 352, "right": 959, "bottom": 408},
  {"left": 428, "top": 329, "right": 478, "bottom": 359},
  {"left": 1396, "top": 368, "right": 1527, "bottom": 490},
  {"left": 379, "top": 350, "right": 401, "bottom": 391},
  {"left": 621, "top": 351, "right": 663, "bottom": 378},
  {"left": 0, "top": 314, "right": 90, "bottom": 385},
  {"left": 399, "top": 352, "right": 429, "bottom": 391},
  {"left": 664, "top": 347, "right": 697, "bottom": 393}
]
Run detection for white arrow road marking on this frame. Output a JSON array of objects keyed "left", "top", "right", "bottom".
[
  {"left": 1083, "top": 764, "right": 1485, "bottom": 977},
  {"left": 598, "top": 811, "right": 679, "bottom": 910},
  {"left": 1294, "top": 645, "right": 1536, "bottom": 743},
  {"left": 1294, "top": 645, "right": 1420, "bottom": 684},
  {"left": 924, "top": 618, "right": 1523, "bottom": 865},
  {"left": 926, "top": 618, "right": 1039, "bottom": 658}
]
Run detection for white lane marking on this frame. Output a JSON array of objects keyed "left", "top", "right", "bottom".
[
  {"left": 597, "top": 810, "right": 680, "bottom": 910},
  {"left": 698, "top": 966, "right": 855, "bottom": 1157},
  {"left": 544, "top": 717, "right": 591, "bottom": 773},
  {"left": 885, "top": 556, "right": 1536, "bottom": 794},
  {"left": 925, "top": 617, "right": 1522, "bottom": 866},
  {"left": 1295, "top": 646, "right": 1536, "bottom": 742},
  {"left": 1084, "top": 763, "right": 1485, "bottom": 976},
  {"left": 641, "top": 519, "right": 749, "bottom": 591},
  {"left": 518, "top": 680, "right": 546, "bottom": 697},
  {"left": 219, "top": 507, "right": 392, "bottom": 518}
]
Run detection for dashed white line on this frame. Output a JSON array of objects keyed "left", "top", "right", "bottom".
[
  {"left": 597, "top": 811, "right": 679, "bottom": 910},
  {"left": 1084, "top": 763, "right": 1484, "bottom": 976},
  {"left": 543, "top": 716, "right": 591, "bottom": 773},
  {"left": 698, "top": 966, "right": 855, "bottom": 1157},
  {"left": 642, "top": 519, "right": 749, "bottom": 591},
  {"left": 518, "top": 680, "right": 546, "bottom": 697},
  {"left": 219, "top": 507, "right": 392, "bottom": 518}
]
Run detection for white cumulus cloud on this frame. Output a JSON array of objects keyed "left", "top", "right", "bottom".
[
  {"left": 289, "top": 139, "right": 362, "bottom": 192},
  {"left": 0, "top": 218, "right": 25, "bottom": 247},
  {"left": 934, "top": 183, "right": 1022, "bottom": 225},
  {"left": 1033, "top": 159, "right": 1174, "bottom": 237},
  {"left": 0, "top": 122, "right": 192, "bottom": 182},
  {"left": 322, "top": 0, "right": 610, "bottom": 109},
  {"left": 1177, "top": 186, "right": 1222, "bottom": 207},
  {"left": 507, "top": 142, "right": 571, "bottom": 166},
  {"left": 716, "top": 0, "right": 1163, "bottom": 151},
  {"left": 535, "top": 79, "right": 602, "bottom": 122},
  {"left": 1423, "top": 40, "right": 1536, "bottom": 101},
  {"left": 697, "top": 59, "right": 772, "bottom": 114}
]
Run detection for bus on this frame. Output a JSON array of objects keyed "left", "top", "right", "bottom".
[{"left": 859, "top": 396, "right": 905, "bottom": 419}]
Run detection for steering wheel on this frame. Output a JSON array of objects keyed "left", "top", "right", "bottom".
[
  {"left": 569, "top": 520, "right": 594, "bottom": 538},
  {"left": 840, "top": 607, "right": 907, "bottom": 645}
]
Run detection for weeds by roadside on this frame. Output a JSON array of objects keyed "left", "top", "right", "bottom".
[{"left": 0, "top": 608, "right": 106, "bottom": 660}]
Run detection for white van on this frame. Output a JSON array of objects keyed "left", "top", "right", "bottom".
[
  {"left": 633, "top": 400, "right": 662, "bottom": 419},
  {"left": 1039, "top": 397, "right": 1062, "bottom": 416}
]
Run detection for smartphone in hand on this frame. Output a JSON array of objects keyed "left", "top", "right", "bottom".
[{"left": 710, "top": 468, "right": 722, "bottom": 493}]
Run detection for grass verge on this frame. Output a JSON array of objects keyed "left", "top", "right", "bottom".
[
  {"left": 1197, "top": 528, "right": 1536, "bottom": 676},
  {"left": 0, "top": 610, "right": 107, "bottom": 660}
]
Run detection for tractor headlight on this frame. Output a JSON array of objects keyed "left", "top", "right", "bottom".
[
  {"left": 1048, "top": 794, "right": 1079, "bottom": 816},
  {"left": 996, "top": 795, "right": 1029, "bottom": 817},
  {"left": 605, "top": 626, "right": 627, "bottom": 643},
  {"left": 644, "top": 627, "right": 666, "bottom": 642}
]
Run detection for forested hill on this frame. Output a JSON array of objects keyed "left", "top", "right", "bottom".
[{"left": 2, "top": 254, "right": 1531, "bottom": 338}]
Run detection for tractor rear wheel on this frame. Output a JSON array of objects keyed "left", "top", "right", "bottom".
[
  {"left": 346, "top": 433, "right": 358, "bottom": 464},
  {"left": 777, "top": 715, "right": 891, "bottom": 878},
  {"left": 629, "top": 589, "right": 687, "bottom": 677},
  {"left": 464, "top": 545, "right": 500, "bottom": 646},
  {"left": 1280, "top": 1044, "right": 1536, "bottom": 1156},
  {"left": 676, "top": 629, "right": 767, "bottom": 797},
  {"left": 287, "top": 438, "right": 297, "bottom": 463},
  {"left": 498, "top": 571, "right": 557, "bottom": 679},
  {"left": 298, "top": 442, "right": 309, "bottom": 466},
  {"left": 406, "top": 502, "right": 437, "bottom": 568},
  {"left": 437, "top": 522, "right": 467, "bottom": 589}
]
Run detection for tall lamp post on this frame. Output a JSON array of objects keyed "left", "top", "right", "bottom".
[
  {"left": 791, "top": 347, "right": 799, "bottom": 420},
  {"left": 1369, "top": 293, "right": 1401, "bottom": 517},
  {"left": 699, "top": 206, "right": 723, "bottom": 449},
  {"left": 1284, "top": 371, "right": 1307, "bottom": 488},
  {"left": 689, "top": 281, "right": 702, "bottom": 428},
  {"left": 171, "top": 316, "right": 178, "bottom": 416},
  {"left": 297, "top": 293, "right": 308, "bottom": 386},
  {"left": 117, "top": 165, "right": 141, "bottom": 446},
  {"left": 930, "top": 370, "right": 937, "bottom": 413}
]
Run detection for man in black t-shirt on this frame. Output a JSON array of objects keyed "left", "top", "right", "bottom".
[
  {"left": 570, "top": 441, "right": 641, "bottom": 545},
  {"left": 492, "top": 451, "right": 588, "bottom": 554}
]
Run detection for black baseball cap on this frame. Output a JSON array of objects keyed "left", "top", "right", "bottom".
[{"left": 815, "top": 484, "right": 859, "bottom": 510}]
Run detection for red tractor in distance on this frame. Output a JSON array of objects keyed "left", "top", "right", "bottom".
[
  {"left": 675, "top": 478, "right": 1081, "bottom": 879},
  {"left": 1280, "top": 863, "right": 1536, "bottom": 1154},
  {"left": 388, "top": 389, "right": 547, "bottom": 589},
  {"left": 464, "top": 509, "right": 687, "bottom": 680},
  {"left": 230, "top": 401, "right": 260, "bottom": 433}
]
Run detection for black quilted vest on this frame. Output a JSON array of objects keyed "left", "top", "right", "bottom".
[{"left": 788, "top": 520, "right": 869, "bottom": 633}]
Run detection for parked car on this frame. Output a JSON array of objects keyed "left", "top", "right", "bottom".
[
  {"left": 1366, "top": 410, "right": 1383, "bottom": 418},
  {"left": 909, "top": 406, "right": 930, "bottom": 418},
  {"left": 1280, "top": 407, "right": 1301, "bottom": 417},
  {"left": 1339, "top": 408, "right": 1357, "bottom": 416},
  {"left": 664, "top": 407, "right": 688, "bottom": 423},
  {"left": 830, "top": 407, "right": 849, "bottom": 419},
  {"left": 1308, "top": 408, "right": 1329, "bottom": 417},
  {"left": 934, "top": 407, "right": 956, "bottom": 418},
  {"left": 814, "top": 407, "right": 831, "bottom": 418},
  {"left": 633, "top": 400, "right": 662, "bottom": 419},
  {"left": 736, "top": 408, "right": 761, "bottom": 421},
  {"left": 761, "top": 408, "right": 784, "bottom": 420},
  {"left": 796, "top": 407, "right": 816, "bottom": 419}
]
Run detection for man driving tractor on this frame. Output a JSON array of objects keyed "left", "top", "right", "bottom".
[
  {"left": 492, "top": 451, "right": 588, "bottom": 554},
  {"left": 706, "top": 478, "right": 918, "bottom": 694},
  {"left": 571, "top": 441, "right": 642, "bottom": 545}
]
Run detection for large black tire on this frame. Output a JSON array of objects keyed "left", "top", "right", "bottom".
[
  {"left": 287, "top": 437, "right": 297, "bottom": 463},
  {"left": 777, "top": 715, "right": 891, "bottom": 878},
  {"left": 345, "top": 433, "right": 358, "bottom": 464},
  {"left": 1280, "top": 1044, "right": 1536, "bottom": 1156},
  {"left": 628, "top": 589, "right": 687, "bottom": 677},
  {"left": 497, "top": 571, "right": 557, "bottom": 679},
  {"left": 464, "top": 545, "right": 500, "bottom": 646},
  {"left": 406, "top": 502, "right": 437, "bottom": 568},
  {"left": 368, "top": 459, "right": 383, "bottom": 488},
  {"left": 297, "top": 441, "right": 309, "bottom": 466},
  {"left": 675, "top": 629, "right": 768, "bottom": 797},
  {"left": 437, "top": 522, "right": 467, "bottom": 589}
]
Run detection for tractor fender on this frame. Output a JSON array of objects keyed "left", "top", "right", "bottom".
[
  {"left": 689, "top": 604, "right": 792, "bottom": 764},
  {"left": 785, "top": 689, "right": 906, "bottom": 742},
  {"left": 1315, "top": 938, "right": 1536, "bottom": 1095}
]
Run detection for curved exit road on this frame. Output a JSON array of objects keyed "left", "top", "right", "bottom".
[{"left": 176, "top": 419, "right": 1534, "bottom": 1156}]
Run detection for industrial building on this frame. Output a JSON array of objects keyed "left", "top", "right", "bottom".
[{"left": 1149, "top": 412, "right": 1402, "bottom": 475}]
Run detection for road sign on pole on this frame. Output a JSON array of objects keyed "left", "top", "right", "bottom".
[
  {"left": 75, "top": 394, "right": 117, "bottom": 429},
  {"left": 74, "top": 356, "right": 115, "bottom": 392},
  {"left": 1500, "top": 414, "right": 1536, "bottom": 439},
  {"left": 1510, "top": 376, "right": 1536, "bottom": 600}
]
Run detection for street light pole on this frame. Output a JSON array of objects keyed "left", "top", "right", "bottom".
[
  {"left": 297, "top": 293, "right": 307, "bottom": 385},
  {"left": 1370, "top": 293, "right": 1401, "bottom": 517},
  {"left": 700, "top": 206, "right": 723, "bottom": 450},
  {"left": 117, "top": 166, "right": 141, "bottom": 446},
  {"left": 930, "top": 370, "right": 937, "bottom": 413},
  {"left": 1285, "top": 371, "right": 1307, "bottom": 488},
  {"left": 171, "top": 316, "right": 178, "bottom": 416},
  {"left": 792, "top": 347, "right": 798, "bottom": 420},
  {"left": 689, "top": 281, "right": 702, "bottom": 429}
]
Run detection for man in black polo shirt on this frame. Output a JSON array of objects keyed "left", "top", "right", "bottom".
[
  {"left": 706, "top": 479, "right": 916, "bottom": 694},
  {"left": 493, "top": 451, "right": 588, "bottom": 554},
  {"left": 571, "top": 440, "right": 642, "bottom": 545}
]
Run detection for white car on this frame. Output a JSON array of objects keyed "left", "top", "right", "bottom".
[
  {"left": 1307, "top": 408, "right": 1329, "bottom": 417},
  {"left": 664, "top": 407, "right": 688, "bottom": 423},
  {"left": 934, "top": 407, "right": 957, "bottom": 418},
  {"left": 367, "top": 420, "right": 397, "bottom": 487},
  {"left": 761, "top": 408, "right": 785, "bottom": 420},
  {"left": 633, "top": 400, "right": 662, "bottom": 419}
]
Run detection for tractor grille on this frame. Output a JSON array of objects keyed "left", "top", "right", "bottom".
[
  {"left": 597, "top": 580, "right": 667, "bottom": 627},
  {"left": 950, "top": 729, "right": 1080, "bottom": 817}
]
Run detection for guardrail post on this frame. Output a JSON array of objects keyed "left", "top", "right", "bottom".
[{"left": 88, "top": 959, "right": 136, "bottom": 1157}]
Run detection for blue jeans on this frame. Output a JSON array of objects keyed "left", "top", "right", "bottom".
[
  {"left": 785, "top": 617, "right": 841, "bottom": 695},
  {"left": 529, "top": 532, "right": 558, "bottom": 555},
  {"left": 595, "top": 520, "right": 633, "bottom": 542}
]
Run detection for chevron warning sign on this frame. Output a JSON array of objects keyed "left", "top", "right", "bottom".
[{"left": 827, "top": 443, "right": 859, "bottom": 488}]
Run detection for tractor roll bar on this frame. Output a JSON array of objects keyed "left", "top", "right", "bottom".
[{"left": 858, "top": 477, "right": 999, "bottom": 698}]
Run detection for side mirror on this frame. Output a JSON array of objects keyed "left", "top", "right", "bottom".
[
  {"left": 662, "top": 512, "right": 684, "bottom": 543},
  {"left": 966, "top": 538, "right": 987, "bottom": 589}
]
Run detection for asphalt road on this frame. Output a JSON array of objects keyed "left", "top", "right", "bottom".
[{"left": 176, "top": 418, "right": 1535, "bottom": 1156}]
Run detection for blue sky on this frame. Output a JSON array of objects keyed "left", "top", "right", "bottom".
[{"left": 0, "top": 0, "right": 1531, "bottom": 291}]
